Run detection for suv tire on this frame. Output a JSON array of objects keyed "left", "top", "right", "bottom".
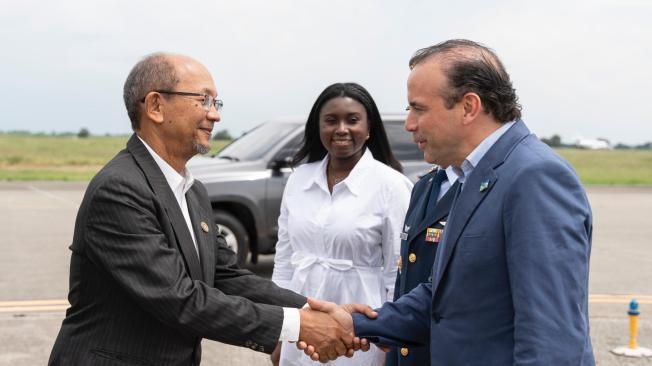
[{"left": 213, "top": 210, "right": 249, "bottom": 266}]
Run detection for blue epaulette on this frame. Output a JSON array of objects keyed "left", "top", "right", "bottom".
[{"left": 416, "top": 165, "right": 439, "bottom": 184}]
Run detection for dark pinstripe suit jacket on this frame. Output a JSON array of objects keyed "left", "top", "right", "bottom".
[{"left": 49, "top": 135, "right": 306, "bottom": 366}]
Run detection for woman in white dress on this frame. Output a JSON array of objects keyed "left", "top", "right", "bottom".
[{"left": 271, "top": 83, "right": 413, "bottom": 366}]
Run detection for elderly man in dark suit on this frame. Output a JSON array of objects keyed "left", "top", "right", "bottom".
[
  {"left": 304, "top": 39, "right": 595, "bottom": 366},
  {"left": 48, "top": 53, "right": 371, "bottom": 366}
]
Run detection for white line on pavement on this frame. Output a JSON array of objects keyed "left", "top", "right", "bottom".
[{"left": 27, "top": 185, "right": 80, "bottom": 209}]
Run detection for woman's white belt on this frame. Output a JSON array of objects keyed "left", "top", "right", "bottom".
[{"left": 289, "top": 251, "right": 381, "bottom": 291}]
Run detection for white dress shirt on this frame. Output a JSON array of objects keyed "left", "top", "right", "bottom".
[
  {"left": 272, "top": 149, "right": 413, "bottom": 365},
  {"left": 138, "top": 136, "right": 300, "bottom": 341},
  {"left": 138, "top": 136, "right": 199, "bottom": 258}
]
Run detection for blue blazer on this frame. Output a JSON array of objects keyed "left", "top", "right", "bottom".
[
  {"left": 386, "top": 169, "right": 458, "bottom": 366},
  {"left": 354, "top": 121, "right": 595, "bottom": 366}
]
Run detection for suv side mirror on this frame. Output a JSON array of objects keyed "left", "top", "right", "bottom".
[{"left": 269, "top": 156, "right": 293, "bottom": 176}]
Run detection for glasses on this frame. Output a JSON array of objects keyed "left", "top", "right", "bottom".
[{"left": 152, "top": 90, "right": 223, "bottom": 111}]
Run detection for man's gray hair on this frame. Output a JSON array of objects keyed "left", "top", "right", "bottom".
[{"left": 123, "top": 53, "right": 179, "bottom": 130}]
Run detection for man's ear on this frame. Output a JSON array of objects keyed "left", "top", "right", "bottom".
[
  {"left": 461, "top": 92, "right": 482, "bottom": 125},
  {"left": 143, "top": 92, "right": 166, "bottom": 124}
]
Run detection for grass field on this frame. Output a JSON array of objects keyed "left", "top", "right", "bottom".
[
  {"left": 0, "top": 134, "right": 230, "bottom": 181},
  {"left": 1, "top": 134, "right": 651, "bottom": 185},
  {"left": 556, "top": 148, "right": 652, "bottom": 185}
]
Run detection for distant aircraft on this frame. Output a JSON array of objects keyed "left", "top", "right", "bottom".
[{"left": 575, "top": 138, "right": 612, "bottom": 150}]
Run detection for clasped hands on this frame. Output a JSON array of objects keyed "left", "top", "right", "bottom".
[{"left": 297, "top": 297, "right": 377, "bottom": 363}]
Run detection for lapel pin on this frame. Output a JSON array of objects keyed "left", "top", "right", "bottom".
[
  {"left": 479, "top": 181, "right": 490, "bottom": 192},
  {"left": 200, "top": 221, "right": 209, "bottom": 233}
]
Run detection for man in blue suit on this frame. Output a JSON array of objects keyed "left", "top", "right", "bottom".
[
  {"left": 304, "top": 39, "right": 594, "bottom": 365},
  {"left": 386, "top": 165, "right": 458, "bottom": 366}
]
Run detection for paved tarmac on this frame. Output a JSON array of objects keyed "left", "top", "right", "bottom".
[{"left": 1, "top": 182, "right": 651, "bottom": 365}]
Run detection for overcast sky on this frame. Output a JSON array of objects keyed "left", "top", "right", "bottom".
[{"left": 1, "top": 0, "right": 650, "bottom": 144}]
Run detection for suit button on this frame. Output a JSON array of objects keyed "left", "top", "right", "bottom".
[
  {"left": 400, "top": 347, "right": 409, "bottom": 357},
  {"left": 408, "top": 253, "right": 416, "bottom": 263}
]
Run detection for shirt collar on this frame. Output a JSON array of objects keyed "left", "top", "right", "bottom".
[
  {"left": 451, "top": 121, "right": 515, "bottom": 184},
  {"left": 443, "top": 165, "right": 458, "bottom": 186},
  {"left": 138, "top": 136, "right": 195, "bottom": 197},
  {"left": 302, "top": 148, "right": 375, "bottom": 196}
]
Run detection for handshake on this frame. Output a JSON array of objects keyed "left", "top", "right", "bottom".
[{"left": 273, "top": 297, "right": 379, "bottom": 364}]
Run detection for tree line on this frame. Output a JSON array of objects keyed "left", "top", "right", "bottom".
[
  {"left": 0, "top": 128, "right": 236, "bottom": 141},
  {"left": 1, "top": 129, "right": 649, "bottom": 149}
]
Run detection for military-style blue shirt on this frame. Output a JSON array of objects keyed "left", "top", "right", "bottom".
[{"left": 386, "top": 166, "right": 458, "bottom": 366}]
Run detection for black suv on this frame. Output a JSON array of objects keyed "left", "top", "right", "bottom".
[{"left": 187, "top": 115, "right": 430, "bottom": 265}]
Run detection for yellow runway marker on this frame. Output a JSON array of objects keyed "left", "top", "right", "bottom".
[
  {"left": 589, "top": 295, "right": 652, "bottom": 305},
  {"left": 0, "top": 295, "right": 650, "bottom": 314},
  {"left": 0, "top": 299, "right": 69, "bottom": 313}
]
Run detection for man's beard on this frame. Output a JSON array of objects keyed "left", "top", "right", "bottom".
[{"left": 193, "top": 141, "right": 211, "bottom": 155}]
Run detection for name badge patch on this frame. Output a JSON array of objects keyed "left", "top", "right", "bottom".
[{"left": 425, "top": 228, "right": 442, "bottom": 243}]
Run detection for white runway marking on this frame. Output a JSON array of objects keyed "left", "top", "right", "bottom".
[{"left": 26, "top": 185, "right": 79, "bottom": 208}]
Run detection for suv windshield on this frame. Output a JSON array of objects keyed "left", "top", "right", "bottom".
[{"left": 217, "top": 122, "right": 302, "bottom": 161}]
